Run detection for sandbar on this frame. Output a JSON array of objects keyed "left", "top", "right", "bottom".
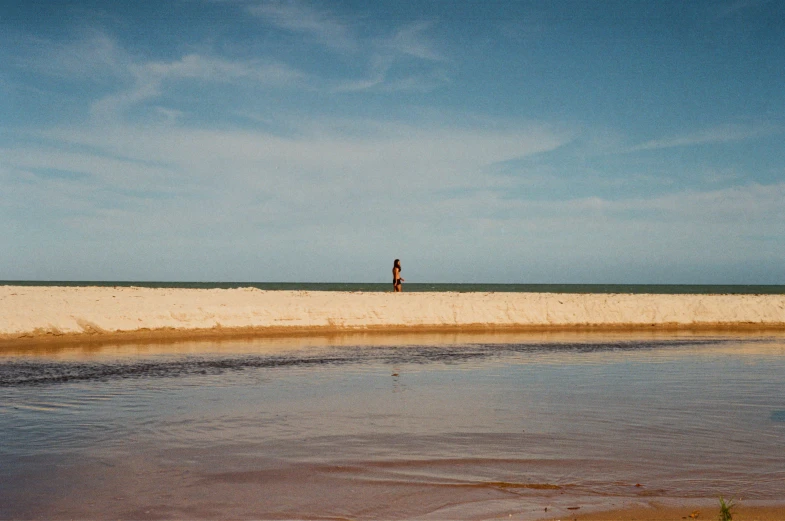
[{"left": 2, "top": 285, "right": 785, "bottom": 347}]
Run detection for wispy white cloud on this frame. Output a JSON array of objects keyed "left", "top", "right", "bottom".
[
  {"left": 247, "top": 0, "right": 356, "bottom": 52},
  {"left": 0, "top": 117, "right": 573, "bottom": 280},
  {"left": 32, "top": 114, "right": 779, "bottom": 278},
  {"left": 0, "top": 146, "right": 186, "bottom": 193},
  {"left": 90, "top": 79, "right": 160, "bottom": 121},
  {"left": 12, "top": 30, "right": 307, "bottom": 120},
  {"left": 5, "top": 115, "right": 783, "bottom": 282},
  {"left": 384, "top": 21, "right": 444, "bottom": 61},
  {"left": 246, "top": 1, "right": 449, "bottom": 92},
  {"left": 630, "top": 123, "right": 779, "bottom": 151},
  {"left": 404, "top": 180, "right": 785, "bottom": 280},
  {"left": 420, "top": 181, "right": 785, "bottom": 227},
  {"left": 35, "top": 118, "right": 570, "bottom": 199},
  {"left": 12, "top": 3, "right": 450, "bottom": 121},
  {"left": 699, "top": 166, "right": 742, "bottom": 184},
  {"left": 91, "top": 52, "right": 306, "bottom": 119},
  {"left": 383, "top": 72, "right": 451, "bottom": 92},
  {"left": 16, "top": 30, "right": 130, "bottom": 82},
  {"left": 583, "top": 182, "right": 785, "bottom": 224},
  {"left": 140, "top": 54, "right": 303, "bottom": 84},
  {"left": 326, "top": 21, "right": 449, "bottom": 93},
  {"left": 329, "top": 66, "right": 450, "bottom": 93}
]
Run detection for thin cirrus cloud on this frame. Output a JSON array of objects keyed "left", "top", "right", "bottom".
[
  {"left": 246, "top": 0, "right": 357, "bottom": 52},
  {"left": 9, "top": 29, "right": 308, "bottom": 121},
  {"left": 383, "top": 21, "right": 444, "bottom": 62},
  {"left": 629, "top": 123, "right": 780, "bottom": 152},
  {"left": 247, "top": 0, "right": 448, "bottom": 92},
  {"left": 30, "top": 118, "right": 571, "bottom": 197},
  {"left": 90, "top": 52, "right": 307, "bottom": 119},
  {"left": 15, "top": 31, "right": 129, "bottom": 81}
]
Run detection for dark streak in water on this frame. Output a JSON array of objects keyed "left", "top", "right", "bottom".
[
  {"left": 0, "top": 338, "right": 744, "bottom": 387},
  {"left": 0, "top": 355, "right": 354, "bottom": 387}
]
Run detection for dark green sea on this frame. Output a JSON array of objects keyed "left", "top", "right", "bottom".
[{"left": 1, "top": 281, "right": 784, "bottom": 294}]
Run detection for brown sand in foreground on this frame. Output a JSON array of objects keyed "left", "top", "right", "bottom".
[
  {"left": 2, "top": 286, "right": 785, "bottom": 347},
  {"left": 547, "top": 503, "right": 785, "bottom": 521}
]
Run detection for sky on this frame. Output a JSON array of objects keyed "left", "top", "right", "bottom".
[{"left": 1, "top": 0, "right": 783, "bottom": 284}]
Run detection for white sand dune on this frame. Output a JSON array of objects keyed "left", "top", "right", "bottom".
[{"left": 1, "top": 286, "right": 784, "bottom": 344}]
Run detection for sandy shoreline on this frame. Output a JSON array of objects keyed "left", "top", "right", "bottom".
[
  {"left": 541, "top": 500, "right": 785, "bottom": 521},
  {"left": 2, "top": 285, "right": 785, "bottom": 346},
  {"left": 541, "top": 502, "right": 785, "bottom": 521}
]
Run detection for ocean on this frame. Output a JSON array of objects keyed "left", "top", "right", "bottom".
[{"left": 2, "top": 281, "right": 785, "bottom": 294}]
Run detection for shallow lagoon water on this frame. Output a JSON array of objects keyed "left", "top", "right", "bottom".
[{"left": 2, "top": 332, "right": 785, "bottom": 520}]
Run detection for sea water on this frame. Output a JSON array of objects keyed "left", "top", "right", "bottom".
[
  {"left": 3, "top": 280, "right": 785, "bottom": 294},
  {"left": 2, "top": 332, "right": 785, "bottom": 519}
]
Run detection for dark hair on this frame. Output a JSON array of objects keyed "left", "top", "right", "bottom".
[{"left": 393, "top": 259, "right": 401, "bottom": 270}]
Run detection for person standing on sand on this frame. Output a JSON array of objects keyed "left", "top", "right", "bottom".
[{"left": 392, "top": 259, "right": 404, "bottom": 292}]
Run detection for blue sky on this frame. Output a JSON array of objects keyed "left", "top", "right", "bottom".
[{"left": 1, "top": 0, "right": 783, "bottom": 283}]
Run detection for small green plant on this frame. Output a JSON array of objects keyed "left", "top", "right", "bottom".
[{"left": 718, "top": 496, "right": 735, "bottom": 521}]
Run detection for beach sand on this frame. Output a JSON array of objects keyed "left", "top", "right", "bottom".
[
  {"left": 2, "top": 286, "right": 785, "bottom": 346},
  {"left": 545, "top": 502, "right": 785, "bottom": 520}
]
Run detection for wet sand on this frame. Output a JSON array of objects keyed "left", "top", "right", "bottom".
[
  {"left": 2, "top": 286, "right": 785, "bottom": 347},
  {"left": 552, "top": 501, "right": 785, "bottom": 520}
]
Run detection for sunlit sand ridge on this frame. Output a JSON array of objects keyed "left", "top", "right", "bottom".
[{"left": 2, "top": 286, "right": 785, "bottom": 344}]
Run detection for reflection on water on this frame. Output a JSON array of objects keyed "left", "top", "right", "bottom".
[
  {"left": 2, "top": 333, "right": 785, "bottom": 520},
  {"left": 4, "top": 336, "right": 775, "bottom": 387}
]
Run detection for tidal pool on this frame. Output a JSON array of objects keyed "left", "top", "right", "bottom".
[{"left": 2, "top": 332, "right": 785, "bottom": 520}]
